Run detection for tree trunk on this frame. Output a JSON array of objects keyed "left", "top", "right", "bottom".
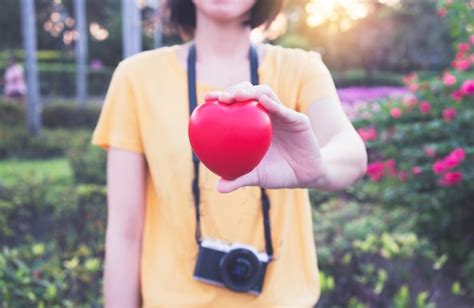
[
  {"left": 121, "top": 0, "right": 142, "bottom": 58},
  {"left": 20, "top": 0, "right": 41, "bottom": 135},
  {"left": 74, "top": 0, "right": 88, "bottom": 107}
]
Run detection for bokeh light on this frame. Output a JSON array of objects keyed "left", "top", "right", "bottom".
[{"left": 305, "top": 0, "right": 401, "bottom": 30}]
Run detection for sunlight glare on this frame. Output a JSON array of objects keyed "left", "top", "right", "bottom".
[{"left": 305, "top": 0, "right": 372, "bottom": 29}]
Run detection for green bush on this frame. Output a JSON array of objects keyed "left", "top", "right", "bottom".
[
  {"left": 352, "top": 25, "right": 474, "bottom": 292},
  {"left": 0, "top": 241, "right": 103, "bottom": 307},
  {"left": 0, "top": 49, "right": 74, "bottom": 66},
  {"left": 42, "top": 103, "right": 101, "bottom": 130},
  {"left": 354, "top": 76, "right": 474, "bottom": 248},
  {"left": 0, "top": 180, "right": 106, "bottom": 251},
  {"left": 0, "top": 127, "right": 74, "bottom": 159},
  {"left": 0, "top": 104, "right": 97, "bottom": 158},
  {"left": 66, "top": 132, "right": 106, "bottom": 185},
  {"left": 1, "top": 100, "right": 101, "bottom": 130},
  {"left": 0, "top": 175, "right": 106, "bottom": 306},
  {"left": 313, "top": 199, "right": 470, "bottom": 307},
  {"left": 332, "top": 69, "right": 405, "bottom": 87},
  {"left": 0, "top": 102, "right": 25, "bottom": 127},
  {"left": 38, "top": 68, "right": 112, "bottom": 97},
  {"left": 0, "top": 175, "right": 74, "bottom": 246}
]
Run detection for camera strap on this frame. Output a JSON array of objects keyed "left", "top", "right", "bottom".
[{"left": 187, "top": 43, "right": 274, "bottom": 260}]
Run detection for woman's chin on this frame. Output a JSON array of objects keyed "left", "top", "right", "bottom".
[{"left": 195, "top": 0, "right": 255, "bottom": 24}]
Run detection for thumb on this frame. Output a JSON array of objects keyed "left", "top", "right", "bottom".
[{"left": 216, "top": 171, "right": 258, "bottom": 193}]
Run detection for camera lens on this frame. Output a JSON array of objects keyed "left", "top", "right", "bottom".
[
  {"left": 230, "top": 257, "right": 252, "bottom": 281},
  {"left": 219, "top": 248, "right": 261, "bottom": 293}
]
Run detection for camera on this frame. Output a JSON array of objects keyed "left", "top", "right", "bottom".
[{"left": 193, "top": 239, "right": 270, "bottom": 295}]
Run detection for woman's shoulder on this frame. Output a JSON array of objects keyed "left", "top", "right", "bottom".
[
  {"left": 116, "top": 45, "right": 181, "bottom": 76},
  {"left": 262, "top": 44, "right": 326, "bottom": 80},
  {"left": 263, "top": 44, "right": 323, "bottom": 67}
]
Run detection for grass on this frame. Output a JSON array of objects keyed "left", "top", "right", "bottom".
[{"left": 0, "top": 158, "right": 72, "bottom": 186}]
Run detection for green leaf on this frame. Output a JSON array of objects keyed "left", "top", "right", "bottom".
[
  {"left": 84, "top": 258, "right": 101, "bottom": 272},
  {"left": 32, "top": 243, "right": 45, "bottom": 257},
  {"left": 451, "top": 281, "right": 463, "bottom": 295},
  {"left": 433, "top": 254, "right": 448, "bottom": 270},
  {"left": 63, "top": 257, "right": 79, "bottom": 270},
  {"left": 416, "top": 291, "right": 428, "bottom": 308},
  {"left": 393, "top": 284, "right": 410, "bottom": 308},
  {"left": 45, "top": 284, "right": 58, "bottom": 300}
]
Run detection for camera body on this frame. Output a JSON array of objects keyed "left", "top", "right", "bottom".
[{"left": 193, "top": 239, "right": 270, "bottom": 295}]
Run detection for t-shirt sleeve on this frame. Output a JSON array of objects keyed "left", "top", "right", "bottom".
[
  {"left": 296, "top": 51, "right": 339, "bottom": 113},
  {"left": 92, "top": 63, "right": 144, "bottom": 153}
]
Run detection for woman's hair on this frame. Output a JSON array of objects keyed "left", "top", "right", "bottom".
[{"left": 166, "top": 0, "right": 284, "bottom": 38}]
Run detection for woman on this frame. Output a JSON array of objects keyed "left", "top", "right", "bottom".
[
  {"left": 3, "top": 56, "right": 27, "bottom": 103},
  {"left": 93, "top": 0, "right": 367, "bottom": 306}
]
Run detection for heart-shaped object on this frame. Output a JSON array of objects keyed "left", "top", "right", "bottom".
[{"left": 189, "top": 99, "right": 272, "bottom": 180}]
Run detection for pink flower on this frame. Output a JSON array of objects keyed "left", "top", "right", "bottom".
[
  {"left": 399, "top": 171, "right": 409, "bottom": 182},
  {"left": 443, "top": 72, "right": 457, "bottom": 86},
  {"left": 419, "top": 101, "right": 431, "bottom": 114},
  {"left": 357, "top": 127, "right": 378, "bottom": 142},
  {"left": 452, "top": 89, "right": 463, "bottom": 101},
  {"left": 424, "top": 146, "right": 436, "bottom": 157},
  {"left": 403, "top": 95, "right": 418, "bottom": 107},
  {"left": 437, "top": 8, "right": 447, "bottom": 17},
  {"left": 409, "top": 83, "right": 418, "bottom": 92},
  {"left": 437, "top": 148, "right": 465, "bottom": 170},
  {"left": 444, "top": 155, "right": 460, "bottom": 169},
  {"left": 412, "top": 166, "right": 422, "bottom": 175},
  {"left": 367, "top": 161, "right": 385, "bottom": 181},
  {"left": 450, "top": 148, "right": 466, "bottom": 162},
  {"left": 453, "top": 59, "right": 471, "bottom": 71},
  {"left": 403, "top": 73, "right": 418, "bottom": 85},
  {"left": 390, "top": 108, "right": 402, "bottom": 119},
  {"left": 458, "top": 43, "right": 470, "bottom": 52},
  {"left": 432, "top": 160, "right": 447, "bottom": 174},
  {"left": 442, "top": 108, "right": 457, "bottom": 122},
  {"left": 455, "top": 51, "right": 466, "bottom": 60},
  {"left": 471, "top": 34, "right": 474, "bottom": 45},
  {"left": 461, "top": 80, "right": 474, "bottom": 95},
  {"left": 440, "top": 171, "right": 463, "bottom": 187}
]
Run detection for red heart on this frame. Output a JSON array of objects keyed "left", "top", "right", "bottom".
[{"left": 189, "top": 99, "right": 272, "bottom": 180}]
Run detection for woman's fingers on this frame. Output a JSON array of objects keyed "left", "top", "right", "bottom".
[
  {"left": 233, "top": 84, "right": 281, "bottom": 103},
  {"left": 216, "top": 171, "right": 258, "bottom": 193},
  {"left": 259, "top": 94, "right": 307, "bottom": 124},
  {"left": 204, "top": 91, "right": 224, "bottom": 101},
  {"left": 205, "top": 84, "right": 285, "bottom": 111}
]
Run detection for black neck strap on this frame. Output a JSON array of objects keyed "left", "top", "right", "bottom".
[{"left": 187, "top": 43, "right": 273, "bottom": 260}]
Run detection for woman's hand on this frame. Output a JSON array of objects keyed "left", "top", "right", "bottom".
[{"left": 205, "top": 82, "right": 326, "bottom": 193}]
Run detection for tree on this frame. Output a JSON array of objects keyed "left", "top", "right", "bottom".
[
  {"left": 121, "top": 0, "right": 142, "bottom": 58},
  {"left": 74, "top": 0, "right": 88, "bottom": 106},
  {"left": 20, "top": 0, "right": 41, "bottom": 134}
]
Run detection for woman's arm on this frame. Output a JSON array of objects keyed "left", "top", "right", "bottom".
[
  {"left": 104, "top": 148, "right": 146, "bottom": 307},
  {"left": 305, "top": 96, "right": 367, "bottom": 191}
]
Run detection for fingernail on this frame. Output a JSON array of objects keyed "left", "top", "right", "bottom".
[{"left": 218, "top": 94, "right": 233, "bottom": 103}]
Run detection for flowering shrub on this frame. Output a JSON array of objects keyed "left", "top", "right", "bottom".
[
  {"left": 0, "top": 177, "right": 106, "bottom": 306},
  {"left": 352, "top": 3, "right": 474, "bottom": 291}
]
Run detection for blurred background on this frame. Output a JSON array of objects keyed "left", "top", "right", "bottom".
[{"left": 0, "top": 0, "right": 473, "bottom": 307}]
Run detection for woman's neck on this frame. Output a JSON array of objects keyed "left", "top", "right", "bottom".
[{"left": 193, "top": 11, "right": 251, "bottom": 63}]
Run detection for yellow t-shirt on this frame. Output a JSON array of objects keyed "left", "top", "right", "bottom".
[{"left": 92, "top": 44, "right": 339, "bottom": 307}]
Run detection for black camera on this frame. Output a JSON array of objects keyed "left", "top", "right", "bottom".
[{"left": 193, "top": 239, "right": 270, "bottom": 295}]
